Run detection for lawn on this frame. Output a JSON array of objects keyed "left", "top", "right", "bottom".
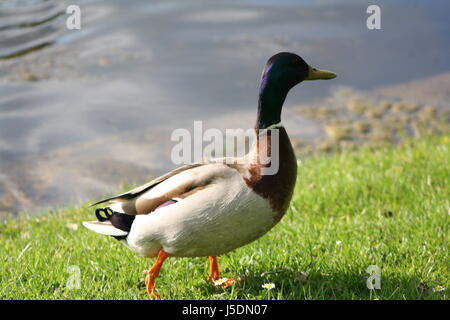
[{"left": 1, "top": 135, "right": 448, "bottom": 300}]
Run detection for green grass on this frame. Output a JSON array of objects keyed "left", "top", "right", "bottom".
[{"left": 1, "top": 135, "right": 449, "bottom": 300}]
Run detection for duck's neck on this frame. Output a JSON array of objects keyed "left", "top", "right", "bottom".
[
  {"left": 255, "top": 80, "right": 288, "bottom": 130},
  {"left": 250, "top": 81, "right": 293, "bottom": 169}
]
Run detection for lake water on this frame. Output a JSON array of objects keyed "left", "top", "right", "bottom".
[{"left": 0, "top": 0, "right": 449, "bottom": 215}]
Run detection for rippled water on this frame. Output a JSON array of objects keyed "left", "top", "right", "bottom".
[
  {"left": 0, "top": 0, "right": 449, "bottom": 215},
  {"left": 0, "top": 0, "right": 64, "bottom": 59}
]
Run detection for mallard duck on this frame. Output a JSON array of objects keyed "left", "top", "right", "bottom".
[{"left": 83, "top": 52, "right": 336, "bottom": 298}]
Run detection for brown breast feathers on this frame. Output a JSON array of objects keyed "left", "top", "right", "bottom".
[{"left": 242, "top": 126, "right": 297, "bottom": 222}]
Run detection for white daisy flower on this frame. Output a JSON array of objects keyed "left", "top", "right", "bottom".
[
  {"left": 262, "top": 283, "right": 275, "bottom": 290},
  {"left": 214, "top": 278, "right": 228, "bottom": 286},
  {"left": 433, "top": 285, "right": 445, "bottom": 292},
  {"left": 336, "top": 240, "right": 342, "bottom": 246}
]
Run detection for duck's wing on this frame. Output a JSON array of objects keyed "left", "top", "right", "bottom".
[
  {"left": 90, "top": 163, "right": 204, "bottom": 207},
  {"left": 90, "top": 161, "right": 237, "bottom": 215},
  {"left": 83, "top": 160, "right": 251, "bottom": 240}
]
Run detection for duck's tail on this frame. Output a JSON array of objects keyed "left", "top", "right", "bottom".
[{"left": 82, "top": 207, "right": 135, "bottom": 239}]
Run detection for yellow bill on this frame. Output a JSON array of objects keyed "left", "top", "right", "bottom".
[{"left": 305, "top": 65, "right": 337, "bottom": 80}]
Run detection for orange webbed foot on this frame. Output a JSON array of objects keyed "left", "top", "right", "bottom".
[
  {"left": 213, "top": 277, "right": 240, "bottom": 288},
  {"left": 144, "top": 270, "right": 160, "bottom": 299},
  {"left": 144, "top": 249, "right": 169, "bottom": 299},
  {"left": 207, "top": 256, "right": 240, "bottom": 288}
]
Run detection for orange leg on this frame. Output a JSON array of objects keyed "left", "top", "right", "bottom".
[
  {"left": 207, "top": 256, "right": 220, "bottom": 282},
  {"left": 144, "top": 249, "right": 169, "bottom": 299},
  {"left": 207, "top": 256, "right": 238, "bottom": 287}
]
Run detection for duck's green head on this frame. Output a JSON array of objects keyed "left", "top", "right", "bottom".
[
  {"left": 257, "top": 52, "right": 336, "bottom": 129},
  {"left": 261, "top": 52, "right": 336, "bottom": 92}
]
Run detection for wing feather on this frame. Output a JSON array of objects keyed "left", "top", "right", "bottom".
[{"left": 90, "top": 163, "right": 204, "bottom": 207}]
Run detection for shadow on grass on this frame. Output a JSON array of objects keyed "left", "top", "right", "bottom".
[{"left": 198, "top": 267, "right": 443, "bottom": 300}]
